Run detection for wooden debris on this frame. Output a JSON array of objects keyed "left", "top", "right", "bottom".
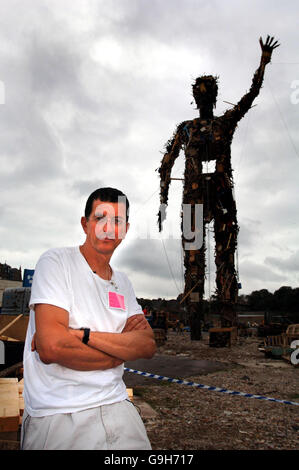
[
  {"left": 154, "top": 328, "right": 167, "bottom": 346},
  {"left": 260, "top": 324, "right": 299, "bottom": 365},
  {"left": 0, "top": 314, "right": 29, "bottom": 341},
  {"left": 0, "top": 378, "right": 20, "bottom": 432},
  {"left": 18, "top": 379, "right": 24, "bottom": 417},
  {"left": 209, "top": 327, "right": 237, "bottom": 348},
  {"left": 0, "top": 314, "right": 23, "bottom": 337},
  {"left": 127, "top": 388, "right": 133, "bottom": 401}
]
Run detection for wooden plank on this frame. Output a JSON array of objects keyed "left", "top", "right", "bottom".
[
  {"left": 19, "top": 397, "right": 25, "bottom": 418},
  {"left": 209, "top": 327, "right": 233, "bottom": 333},
  {"left": 0, "top": 437, "right": 20, "bottom": 450},
  {"left": 18, "top": 379, "right": 24, "bottom": 421},
  {"left": 126, "top": 388, "right": 133, "bottom": 401},
  {"left": 0, "top": 380, "right": 20, "bottom": 432},
  {"left": 0, "top": 314, "right": 23, "bottom": 336},
  {"left": 0, "top": 315, "right": 29, "bottom": 341},
  {"left": 0, "top": 378, "right": 18, "bottom": 384},
  {"left": 0, "top": 335, "right": 20, "bottom": 342},
  {"left": 19, "top": 396, "right": 24, "bottom": 417}
]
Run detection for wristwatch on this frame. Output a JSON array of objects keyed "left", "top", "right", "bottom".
[{"left": 80, "top": 327, "right": 90, "bottom": 345}]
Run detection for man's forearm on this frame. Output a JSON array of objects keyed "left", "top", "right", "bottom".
[
  {"left": 83, "top": 329, "right": 156, "bottom": 361},
  {"left": 36, "top": 332, "right": 123, "bottom": 371}
]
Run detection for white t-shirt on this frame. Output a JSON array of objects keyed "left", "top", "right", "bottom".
[{"left": 23, "top": 246, "right": 143, "bottom": 417}]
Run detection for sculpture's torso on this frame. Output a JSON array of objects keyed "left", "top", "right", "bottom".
[{"left": 180, "top": 115, "right": 234, "bottom": 170}]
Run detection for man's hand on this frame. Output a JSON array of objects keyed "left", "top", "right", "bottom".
[
  {"left": 122, "top": 314, "right": 149, "bottom": 333},
  {"left": 259, "top": 35, "right": 280, "bottom": 64}
]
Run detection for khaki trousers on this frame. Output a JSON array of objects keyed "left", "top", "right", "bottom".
[{"left": 21, "top": 399, "right": 151, "bottom": 450}]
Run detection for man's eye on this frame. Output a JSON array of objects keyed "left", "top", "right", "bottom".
[{"left": 115, "top": 219, "right": 125, "bottom": 225}]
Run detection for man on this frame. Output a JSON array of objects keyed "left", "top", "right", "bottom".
[{"left": 21, "top": 187, "right": 156, "bottom": 450}]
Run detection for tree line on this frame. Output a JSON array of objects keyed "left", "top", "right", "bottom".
[
  {"left": 201, "top": 285, "right": 299, "bottom": 323},
  {"left": 238, "top": 286, "right": 299, "bottom": 314},
  {"left": 140, "top": 285, "right": 299, "bottom": 324}
]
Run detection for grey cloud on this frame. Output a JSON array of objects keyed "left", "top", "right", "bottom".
[
  {"left": 116, "top": 238, "right": 184, "bottom": 284},
  {"left": 239, "top": 260, "right": 287, "bottom": 283},
  {"left": 114, "top": 238, "right": 185, "bottom": 299},
  {"left": 238, "top": 218, "right": 262, "bottom": 250},
  {"left": 265, "top": 251, "right": 299, "bottom": 272},
  {"left": 71, "top": 179, "right": 105, "bottom": 197}
]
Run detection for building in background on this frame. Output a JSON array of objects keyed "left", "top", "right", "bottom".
[{"left": 0, "top": 262, "right": 23, "bottom": 307}]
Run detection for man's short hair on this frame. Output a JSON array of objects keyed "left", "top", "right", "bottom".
[{"left": 85, "top": 187, "right": 130, "bottom": 221}]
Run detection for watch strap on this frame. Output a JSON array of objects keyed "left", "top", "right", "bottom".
[{"left": 80, "top": 327, "right": 90, "bottom": 345}]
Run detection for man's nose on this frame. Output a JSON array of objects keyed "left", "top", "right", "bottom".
[{"left": 103, "top": 218, "right": 114, "bottom": 234}]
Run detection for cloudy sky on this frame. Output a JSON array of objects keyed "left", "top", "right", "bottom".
[{"left": 0, "top": 0, "right": 298, "bottom": 300}]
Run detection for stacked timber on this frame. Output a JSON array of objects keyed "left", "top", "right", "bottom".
[
  {"left": 0, "top": 377, "right": 24, "bottom": 449},
  {"left": 259, "top": 324, "right": 299, "bottom": 365}
]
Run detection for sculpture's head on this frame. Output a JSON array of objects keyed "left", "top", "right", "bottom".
[{"left": 192, "top": 75, "right": 218, "bottom": 110}]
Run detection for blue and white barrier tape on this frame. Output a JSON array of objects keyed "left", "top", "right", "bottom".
[{"left": 124, "top": 368, "right": 299, "bottom": 407}]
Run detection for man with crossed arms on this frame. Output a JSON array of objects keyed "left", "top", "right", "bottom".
[{"left": 21, "top": 187, "right": 156, "bottom": 450}]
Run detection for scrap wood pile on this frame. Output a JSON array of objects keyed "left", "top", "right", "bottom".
[
  {"left": 259, "top": 324, "right": 299, "bottom": 365},
  {"left": 0, "top": 377, "right": 24, "bottom": 449}
]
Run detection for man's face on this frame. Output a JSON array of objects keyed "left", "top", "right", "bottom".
[{"left": 82, "top": 198, "right": 129, "bottom": 255}]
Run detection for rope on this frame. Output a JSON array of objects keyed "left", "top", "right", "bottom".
[
  {"left": 161, "top": 238, "right": 180, "bottom": 295},
  {"left": 265, "top": 78, "right": 299, "bottom": 160},
  {"left": 124, "top": 367, "right": 299, "bottom": 407}
]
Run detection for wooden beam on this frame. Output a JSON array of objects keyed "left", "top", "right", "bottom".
[
  {"left": 126, "top": 388, "right": 133, "bottom": 401},
  {"left": 0, "top": 314, "right": 23, "bottom": 336},
  {"left": 0, "top": 379, "right": 20, "bottom": 432}
]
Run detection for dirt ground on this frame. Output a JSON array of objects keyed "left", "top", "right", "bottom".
[{"left": 131, "top": 331, "right": 299, "bottom": 450}]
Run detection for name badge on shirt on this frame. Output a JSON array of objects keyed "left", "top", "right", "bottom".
[{"left": 108, "top": 291, "right": 126, "bottom": 310}]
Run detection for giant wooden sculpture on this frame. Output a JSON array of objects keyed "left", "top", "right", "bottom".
[{"left": 158, "top": 36, "right": 279, "bottom": 339}]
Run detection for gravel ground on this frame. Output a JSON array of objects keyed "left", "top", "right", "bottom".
[{"left": 135, "top": 331, "right": 299, "bottom": 450}]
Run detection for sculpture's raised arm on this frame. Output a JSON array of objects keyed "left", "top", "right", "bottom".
[{"left": 223, "top": 35, "right": 280, "bottom": 128}]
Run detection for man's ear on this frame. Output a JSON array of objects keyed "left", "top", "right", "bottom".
[
  {"left": 119, "top": 222, "right": 130, "bottom": 241},
  {"left": 81, "top": 216, "right": 88, "bottom": 234},
  {"left": 124, "top": 222, "right": 130, "bottom": 238}
]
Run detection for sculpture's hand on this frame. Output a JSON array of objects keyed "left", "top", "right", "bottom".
[{"left": 259, "top": 35, "right": 280, "bottom": 64}]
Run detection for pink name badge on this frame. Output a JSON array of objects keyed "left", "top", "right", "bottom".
[{"left": 108, "top": 291, "right": 125, "bottom": 310}]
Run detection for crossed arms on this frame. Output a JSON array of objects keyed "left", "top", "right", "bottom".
[{"left": 32, "top": 304, "right": 156, "bottom": 371}]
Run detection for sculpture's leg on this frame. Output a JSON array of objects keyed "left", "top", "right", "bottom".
[
  {"left": 182, "top": 200, "right": 205, "bottom": 340},
  {"left": 214, "top": 185, "right": 239, "bottom": 327},
  {"left": 183, "top": 234, "right": 206, "bottom": 339}
]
